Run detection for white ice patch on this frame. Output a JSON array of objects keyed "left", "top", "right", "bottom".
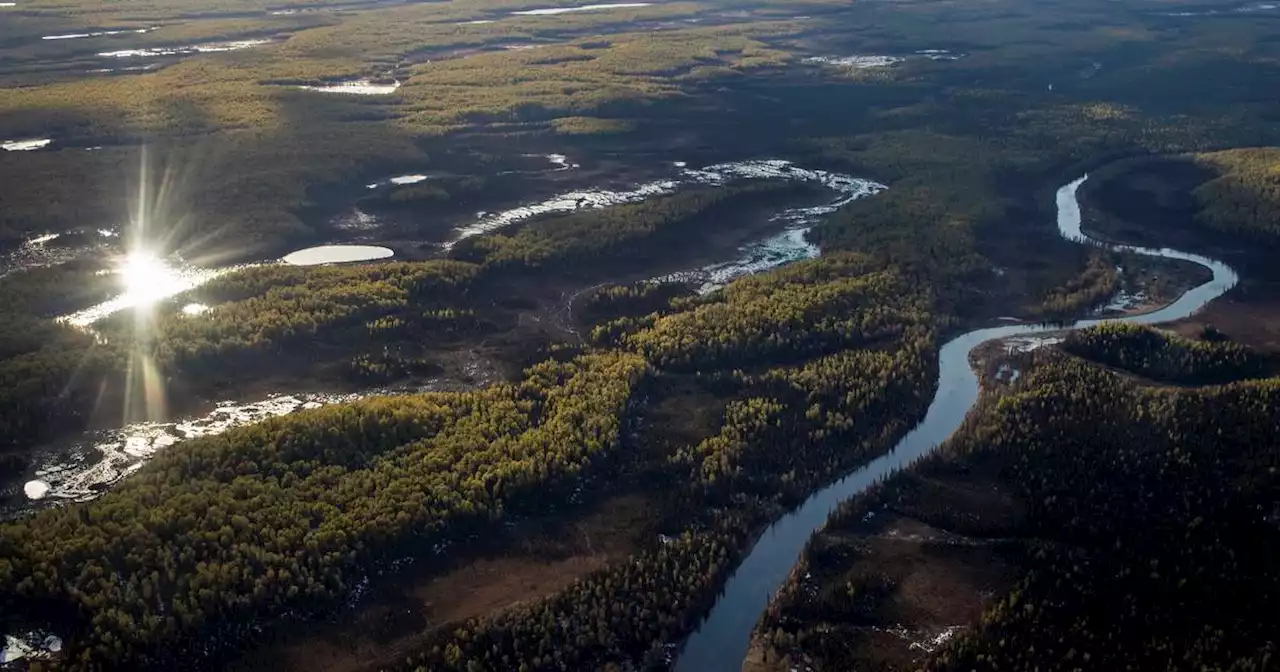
[
  {"left": 330, "top": 208, "right": 380, "bottom": 232},
  {"left": 1162, "top": 2, "right": 1278, "bottom": 14},
  {"left": 181, "top": 302, "right": 209, "bottom": 316},
  {"left": 511, "top": 3, "right": 652, "bottom": 16},
  {"left": 916, "top": 49, "right": 964, "bottom": 60},
  {"left": 2, "top": 138, "right": 52, "bottom": 151},
  {"left": 24, "top": 394, "right": 360, "bottom": 505},
  {"left": 1, "top": 633, "right": 62, "bottom": 664},
  {"left": 1004, "top": 335, "right": 1064, "bottom": 354},
  {"left": 99, "top": 39, "right": 270, "bottom": 58},
  {"left": 23, "top": 480, "right": 50, "bottom": 500},
  {"left": 88, "top": 63, "right": 159, "bottom": 74},
  {"left": 43, "top": 27, "right": 150, "bottom": 40},
  {"left": 456, "top": 159, "right": 884, "bottom": 247},
  {"left": 282, "top": 244, "right": 393, "bottom": 265},
  {"left": 298, "top": 79, "right": 401, "bottom": 95},
  {"left": 0, "top": 3, "right": 16, "bottom": 7},
  {"left": 646, "top": 160, "right": 886, "bottom": 290},
  {"left": 451, "top": 179, "right": 681, "bottom": 245},
  {"left": 806, "top": 51, "right": 963, "bottom": 70},
  {"left": 366, "top": 174, "right": 432, "bottom": 189},
  {"left": 546, "top": 153, "right": 579, "bottom": 171},
  {"left": 909, "top": 626, "right": 964, "bottom": 654},
  {"left": 690, "top": 228, "right": 820, "bottom": 293},
  {"left": 1103, "top": 289, "right": 1148, "bottom": 312},
  {"left": 805, "top": 55, "right": 904, "bottom": 69}
]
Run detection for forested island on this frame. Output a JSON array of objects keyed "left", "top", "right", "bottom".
[{"left": 2, "top": 0, "right": 1280, "bottom": 669}]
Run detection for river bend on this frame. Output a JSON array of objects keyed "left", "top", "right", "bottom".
[{"left": 673, "top": 175, "right": 1239, "bottom": 671}]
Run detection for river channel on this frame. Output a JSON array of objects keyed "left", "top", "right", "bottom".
[{"left": 673, "top": 175, "right": 1240, "bottom": 671}]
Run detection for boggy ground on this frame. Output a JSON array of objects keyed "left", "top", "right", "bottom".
[
  {"left": 223, "top": 369, "right": 735, "bottom": 672},
  {"left": 230, "top": 492, "right": 659, "bottom": 672},
  {"left": 742, "top": 468, "right": 1029, "bottom": 670},
  {"left": 743, "top": 345, "right": 1036, "bottom": 672}
]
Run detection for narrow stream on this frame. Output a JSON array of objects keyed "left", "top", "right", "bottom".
[{"left": 673, "top": 175, "right": 1240, "bottom": 671}]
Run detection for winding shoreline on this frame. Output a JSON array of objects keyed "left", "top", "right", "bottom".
[{"left": 672, "top": 175, "right": 1240, "bottom": 671}]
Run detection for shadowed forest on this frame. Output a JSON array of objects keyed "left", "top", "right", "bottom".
[{"left": 2, "top": 0, "right": 1280, "bottom": 669}]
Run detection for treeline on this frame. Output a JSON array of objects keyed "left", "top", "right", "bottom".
[
  {"left": 0, "top": 263, "right": 127, "bottom": 447},
  {"left": 0, "top": 333, "right": 121, "bottom": 448},
  {"left": 1195, "top": 148, "right": 1280, "bottom": 240},
  {"left": 142, "top": 261, "right": 482, "bottom": 373},
  {"left": 0, "top": 260, "right": 486, "bottom": 446},
  {"left": 1035, "top": 249, "right": 1118, "bottom": 318},
  {"left": 0, "top": 352, "right": 649, "bottom": 669},
  {"left": 596, "top": 253, "right": 933, "bottom": 372},
  {"left": 755, "top": 347, "right": 1280, "bottom": 672},
  {"left": 673, "top": 336, "right": 935, "bottom": 499},
  {"left": 575, "top": 281, "right": 694, "bottom": 329},
  {"left": 925, "top": 356, "right": 1280, "bottom": 672},
  {"left": 1062, "top": 322, "right": 1269, "bottom": 385},
  {"left": 375, "top": 256, "right": 940, "bottom": 672},
  {"left": 402, "top": 528, "right": 753, "bottom": 672}
]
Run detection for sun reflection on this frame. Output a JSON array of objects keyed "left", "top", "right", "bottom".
[
  {"left": 119, "top": 250, "right": 183, "bottom": 306},
  {"left": 59, "top": 252, "right": 228, "bottom": 326},
  {"left": 120, "top": 250, "right": 169, "bottom": 425},
  {"left": 52, "top": 147, "right": 267, "bottom": 428}
]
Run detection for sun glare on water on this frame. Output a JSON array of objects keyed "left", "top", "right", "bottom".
[
  {"left": 119, "top": 250, "right": 183, "bottom": 305},
  {"left": 58, "top": 250, "right": 230, "bottom": 327}
]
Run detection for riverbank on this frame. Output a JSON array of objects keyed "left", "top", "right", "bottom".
[
  {"left": 748, "top": 327, "right": 1280, "bottom": 671},
  {"left": 673, "top": 174, "right": 1239, "bottom": 671}
]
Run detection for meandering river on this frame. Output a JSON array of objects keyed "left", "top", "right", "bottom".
[{"left": 673, "top": 175, "right": 1240, "bottom": 671}]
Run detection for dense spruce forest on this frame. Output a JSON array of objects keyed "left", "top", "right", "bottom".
[
  {"left": 0, "top": 252, "right": 941, "bottom": 670},
  {"left": 1, "top": 352, "right": 651, "bottom": 666},
  {"left": 1194, "top": 148, "right": 1280, "bottom": 241},
  {"left": 752, "top": 328, "right": 1280, "bottom": 671},
  {"left": 3, "top": 0, "right": 1280, "bottom": 668},
  {"left": 1061, "top": 322, "right": 1272, "bottom": 385}
]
